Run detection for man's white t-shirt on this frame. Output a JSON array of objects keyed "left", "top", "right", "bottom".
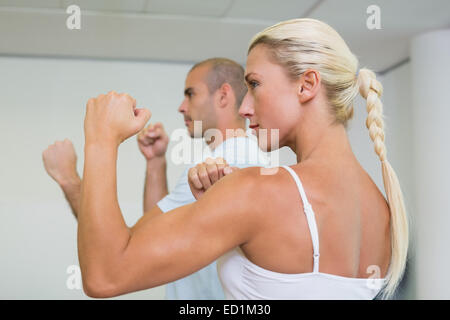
[{"left": 157, "top": 135, "right": 270, "bottom": 300}]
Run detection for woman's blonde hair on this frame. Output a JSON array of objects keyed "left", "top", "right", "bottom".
[{"left": 249, "top": 18, "right": 409, "bottom": 299}]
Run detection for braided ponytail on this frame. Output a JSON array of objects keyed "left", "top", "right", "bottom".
[{"left": 358, "top": 68, "right": 409, "bottom": 299}]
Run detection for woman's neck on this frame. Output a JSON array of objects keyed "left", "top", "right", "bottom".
[{"left": 288, "top": 122, "right": 355, "bottom": 164}]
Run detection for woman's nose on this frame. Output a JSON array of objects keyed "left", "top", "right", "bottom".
[{"left": 238, "top": 93, "right": 254, "bottom": 119}]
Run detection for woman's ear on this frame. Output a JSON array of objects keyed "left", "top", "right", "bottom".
[{"left": 298, "top": 69, "right": 321, "bottom": 103}]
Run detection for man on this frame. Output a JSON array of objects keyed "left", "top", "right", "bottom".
[{"left": 42, "top": 58, "right": 269, "bottom": 299}]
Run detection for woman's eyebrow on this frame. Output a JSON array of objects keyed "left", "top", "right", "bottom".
[{"left": 244, "top": 72, "right": 257, "bottom": 83}]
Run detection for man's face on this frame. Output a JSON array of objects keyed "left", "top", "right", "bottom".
[{"left": 178, "top": 64, "right": 217, "bottom": 138}]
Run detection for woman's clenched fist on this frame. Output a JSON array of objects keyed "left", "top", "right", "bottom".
[{"left": 84, "top": 91, "right": 151, "bottom": 147}]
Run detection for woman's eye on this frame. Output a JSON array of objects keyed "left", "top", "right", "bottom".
[{"left": 249, "top": 80, "right": 259, "bottom": 89}]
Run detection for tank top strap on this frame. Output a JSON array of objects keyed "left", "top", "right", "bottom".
[{"left": 281, "top": 165, "right": 320, "bottom": 273}]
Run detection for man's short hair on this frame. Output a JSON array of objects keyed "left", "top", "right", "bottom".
[{"left": 190, "top": 58, "right": 247, "bottom": 109}]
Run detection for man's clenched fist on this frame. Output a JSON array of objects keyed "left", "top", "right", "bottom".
[
  {"left": 188, "top": 157, "right": 239, "bottom": 199},
  {"left": 42, "top": 139, "right": 80, "bottom": 186},
  {"left": 137, "top": 122, "right": 169, "bottom": 161}
]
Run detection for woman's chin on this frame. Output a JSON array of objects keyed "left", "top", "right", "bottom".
[{"left": 257, "top": 140, "right": 280, "bottom": 153}]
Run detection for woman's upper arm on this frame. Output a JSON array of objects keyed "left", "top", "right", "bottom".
[{"left": 113, "top": 168, "right": 261, "bottom": 296}]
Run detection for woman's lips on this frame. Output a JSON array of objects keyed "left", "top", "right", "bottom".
[{"left": 249, "top": 124, "right": 259, "bottom": 134}]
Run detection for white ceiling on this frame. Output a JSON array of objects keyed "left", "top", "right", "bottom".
[
  {"left": 0, "top": 0, "right": 449, "bottom": 72},
  {"left": 0, "top": 0, "right": 318, "bottom": 17}
]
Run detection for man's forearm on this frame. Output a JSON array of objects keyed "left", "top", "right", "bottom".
[
  {"left": 143, "top": 157, "right": 168, "bottom": 214},
  {"left": 60, "top": 177, "right": 81, "bottom": 219}
]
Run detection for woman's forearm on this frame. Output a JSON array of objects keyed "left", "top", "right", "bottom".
[{"left": 78, "top": 142, "right": 131, "bottom": 288}]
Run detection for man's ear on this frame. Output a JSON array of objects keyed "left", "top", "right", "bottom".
[
  {"left": 218, "top": 83, "right": 233, "bottom": 108},
  {"left": 298, "top": 69, "right": 321, "bottom": 104}
]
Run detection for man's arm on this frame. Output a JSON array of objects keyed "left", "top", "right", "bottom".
[
  {"left": 42, "top": 139, "right": 81, "bottom": 219},
  {"left": 60, "top": 178, "right": 82, "bottom": 218},
  {"left": 42, "top": 138, "right": 163, "bottom": 227},
  {"left": 143, "top": 157, "right": 168, "bottom": 213},
  {"left": 137, "top": 123, "right": 169, "bottom": 214}
]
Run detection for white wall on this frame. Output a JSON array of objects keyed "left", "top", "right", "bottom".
[
  {"left": 0, "top": 55, "right": 297, "bottom": 299},
  {"left": 0, "top": 56, "right": 193, "bottom": 299},
  {"left": 411, "top": 29, "right": 450, "bottom": 299},
  {"left": 368, "top": 29, "right": 450, "bottom": 300}
]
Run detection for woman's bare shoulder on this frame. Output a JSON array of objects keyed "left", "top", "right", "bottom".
[
  {"left": 225, "top": 166, "right": 291, "bottom": 189},
  {"left": 205, "top": 165, "right": 316, "bottom": 216},
  {"left": 219, "top": 166, "right": 300, "bottom": 209},
  {"left": 205, "top": 166, "right": 290, "bottom": 209}
]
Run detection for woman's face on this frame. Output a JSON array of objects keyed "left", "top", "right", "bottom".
[{"left": 240, "top": 44, "right": 302, "bottom": 152}]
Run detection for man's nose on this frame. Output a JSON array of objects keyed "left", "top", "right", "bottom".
[{"left": 178, "top": 98, "right": 188, "bottom": 114}]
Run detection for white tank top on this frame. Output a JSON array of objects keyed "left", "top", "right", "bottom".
[{"left": 217, "top": 165, "right": 386, "bottom": 299}]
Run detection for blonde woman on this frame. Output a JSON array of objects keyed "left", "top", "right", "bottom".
[{"left": 78, "top": 19, "right": 408, "bottom": 300}]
